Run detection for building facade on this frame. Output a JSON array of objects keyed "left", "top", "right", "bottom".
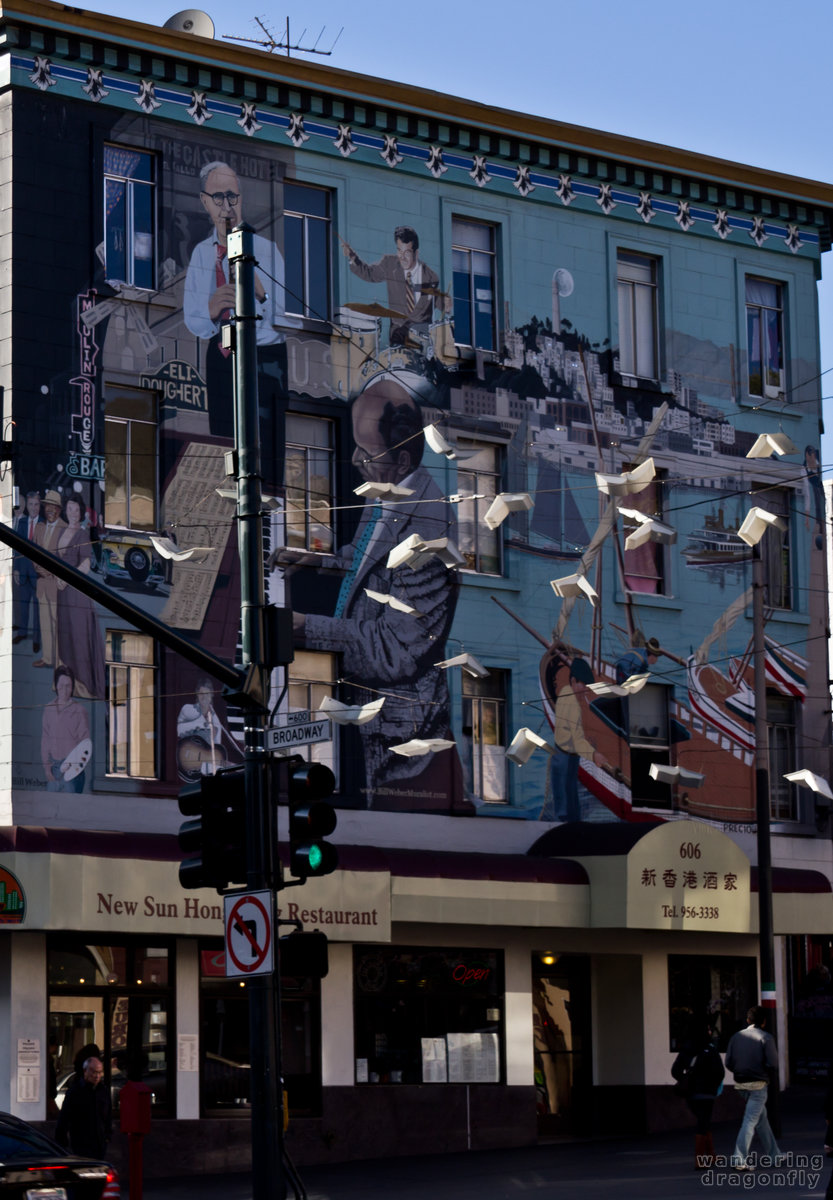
[{"left": 0, "top": 0, "right": 832, "bottom": 1175}]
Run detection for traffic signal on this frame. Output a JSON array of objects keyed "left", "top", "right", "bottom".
[
  {"left": 178, "top": 767, "right": 247, "bottom": 891},
  {"left": 279, "top": 930, "right": 329, "bottom": 979},
  {"left": 286, "top": 759, "right": 338, "bottom": 881}
]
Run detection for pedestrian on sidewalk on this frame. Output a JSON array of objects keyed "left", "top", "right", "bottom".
[
  {"left": 671, "top": 1017, "right": 724, "bottom": 1168},
  {"left": 55, "top": 1055, "right": 111, "bottom": 1159},
  {"left": 725, "top": 1005, "right": 781, "bottom": 1170}
]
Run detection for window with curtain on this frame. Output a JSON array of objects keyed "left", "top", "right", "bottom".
[
  {"left": 452, "top": 218, "right": 497, "bottom": 351},
  {"left": 622, "top": 474, "right": 665, "bottom": 595},
  {"left": 103, "top": 145, "right": 156, "bottom": 289},
  {"left": 746, "top": 277, "right": 785, "bottom": 400},
  {"left": 617, "top": 251, "right": 659, "bottom": 380}
]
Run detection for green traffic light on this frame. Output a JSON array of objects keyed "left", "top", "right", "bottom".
[{"left": 308, "top": 844, "right": 323, "bottom": 872}]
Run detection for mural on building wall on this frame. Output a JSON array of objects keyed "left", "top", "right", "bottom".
[{"left": 8, "top": 112, "right": 828, "bottom": 825}]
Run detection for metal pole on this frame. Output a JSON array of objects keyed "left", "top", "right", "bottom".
[
  {"left": 228, "top": 221, "right": 285, "bottom": 1200},
  {"left": 752, "top": 543, "right": 779, "bottom": 1132}
]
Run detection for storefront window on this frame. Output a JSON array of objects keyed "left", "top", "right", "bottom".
[
  {"left": 354, "top": 946, "right": 503, "bottom": 1084},
  {"left": 199, "top": 944, "right": 322, "bottom": 1116},
  {"left": 47, "top": 939, "right": 172, "bottom": 1117},
  {"left": 667, "top": 953, "right": 756, "bottom": 1051}
]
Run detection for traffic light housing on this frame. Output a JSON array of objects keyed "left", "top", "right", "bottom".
[
  {"left": 285, "top": 758, "right": 338, "bottom": 882},
  {"left": 279, "top": 930, "right": 329, "bottom": 979},
  {"left": 178, "top": 767, "right": 247, "bottom": 891}
]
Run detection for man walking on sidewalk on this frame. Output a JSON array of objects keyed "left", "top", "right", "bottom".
[{"left": 725, "top": 1005, "right": 781, "bottom": 1169}]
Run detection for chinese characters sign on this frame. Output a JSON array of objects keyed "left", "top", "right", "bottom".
[{"left": 626, "top": 822, "right": 750, "bottom": 931}]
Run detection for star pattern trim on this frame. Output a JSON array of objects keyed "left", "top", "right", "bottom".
[
  {"left": 470, "top": 155, "right": 491, "bottom": 187},
  {"left": 30, "top": 56, "right": 56, "bottom": 91},
  {"left": 596, "top": 183, "right": 616, "bottom": 214},
  {"left": 675, "top": 201, "right": 694, "bottom": 231},
  {"left": 237, "top": 102, "right": 262, "bottom": 136},
  {"left": 426, "top": 146, "right": 447, "bottom": 178},
  {"left": 557, "top": 174, "right": 575, "bottom": 206},
  {"left": 513, "top": 165, "right": 534, "bottom": 197},
  {"left": 187, "top": 90, "right": 211, "bottom": 125},
  {"left": 748, "top": 216, "right": 768, "bottom": 247},
  {"left": 334, "top": 124, "right": 357, "bottom": 156},
  {"left": 380, "top": 135, "right": 403, "bottom": 167},
  {"left": 713, "top": 209, "right": 731, "bottom": 239},
  {"left": 637, "top": 191, "right": 655, "bottom": 223},
  {"left": 286, "top": 113, "right": 310, "bottom": 147},
  {"left": 134, "top": 80, "right": 161, "bottom": 113},
  {"left": 82, "top": 66, "right": 109, "bottom": 102}
]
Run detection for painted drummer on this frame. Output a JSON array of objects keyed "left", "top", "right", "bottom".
[{"left": 341, "top": 226, "right": 450, "bottom": 347}]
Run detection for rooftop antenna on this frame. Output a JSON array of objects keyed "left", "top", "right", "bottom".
[{"left": 223, "top": 15, "right": 343, "bottom": 57}]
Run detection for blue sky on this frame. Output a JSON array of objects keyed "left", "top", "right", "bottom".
[{"left": 86, "top": 0, "right": 833, "bottom": 461}]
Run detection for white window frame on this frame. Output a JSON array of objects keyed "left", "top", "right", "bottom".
[
  {"left": 283, "top": 182, "right": 332, "bottom": 321},
  {"left": 284, "top": 414, "right": 336, "bottom": 554},
  {"left": 616, "top": 250, "right": 659, "bottom": 381},
  {"left": 103, "top": 144, "right": 156, "bottom": 289},
  {"left": 105, "top": 630, "right": 156, "bottom": 778},
  {"left": 452, "top": 217, "right": 498, "bottom": 352}
]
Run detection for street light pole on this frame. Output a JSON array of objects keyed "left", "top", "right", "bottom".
[
  {"left": 752, "top": 545, "right": 776, "bottom": 1016},
  {"left": 752, "top": 542, "right": 780, "bottom": 1135},
  {"left": 229, "top": 221, "right": 285, "bottom": 1200}
]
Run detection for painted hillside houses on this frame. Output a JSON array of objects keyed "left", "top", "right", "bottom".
[{"left": 0, "top": 0, "right": 832, "bottom": 1176}]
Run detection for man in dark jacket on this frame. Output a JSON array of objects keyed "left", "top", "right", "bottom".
[
  {"left": 725, "top": 1006, "right": 781, "bottom": 1169},
  {"left": 55, "top": 1055, "right": 111, "bottom": 1158}
]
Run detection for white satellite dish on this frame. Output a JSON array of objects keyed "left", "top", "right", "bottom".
[
  {"left": 554, "top": 268, "right": 574, "bottom": 298},
  {"left": 163, "top": 9, "right": 215, "bottom": 37}
]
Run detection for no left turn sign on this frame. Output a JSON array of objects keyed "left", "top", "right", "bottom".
[{"left": 224, "top": 890, "right": 274, "bottom": 978}]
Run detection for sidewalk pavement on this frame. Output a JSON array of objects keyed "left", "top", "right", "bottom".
[{"left": 140, "top": 1088, "right": 831, "bottom": 1200}]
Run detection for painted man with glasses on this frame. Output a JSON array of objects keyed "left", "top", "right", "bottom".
[{"left": 183, "top": 159, "right": 295, "bottom": 440}]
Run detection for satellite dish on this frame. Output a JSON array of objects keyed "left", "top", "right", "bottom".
[
  {"left": 554, "top": 268, "right": 574, "bottom": 298},
  {"left": 163, "top": 9, "right": 215, "bottom": 37}
]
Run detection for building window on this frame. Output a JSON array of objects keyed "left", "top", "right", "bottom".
[
  {"left": 452, "top": 218, "right": 497, "bottom": 351},
  {"left": 354, "top": 945, "right": 503, "bottom": 1083},
  {"left": 284, "top": 183, "right": 332, "bottom": 321},
  {"left": 284, "top": 414, "right": 335, "bottom": 553},
  {"left": 746, "top": 278, "right": 785, "bottom": 400},
  {"left": 103, "top": 145, "right": 155, "bottom": 289},
  {"left": 106, "top": 631, "right": 156, "bottom": 777},
  {"left": 622, "top": 473, "right": 665, "bottom": 595},
  {"left": 199, "top": 942, "right": 322, "bottom": 1116},
  {"left": 616, "top": 251, "right": 659, "bottom": 380},
  {"left": 757, "top": 485, "right": 792, "bottom": 609},
  {"left": 288, "top": 650, "right": 338, "bottom": 780},
  {"left": 462, "top": 670, "right": 507, "bottom": 804},
  {"left": 768, "top": 694, "right": 798, "bottom": 821},
  {"left": 667, "top": 954, "right": 757, "bottom": 1052},
  {"left": 457, "top": 441, "right": 502, "bottom": 574},
  {"left": 104, "top": 390, "right": 157, "bottom": 532},
  {"left": 627, "top": 683, "right": 671, "bottom": 808},
  {"left": 48, "top": 937, "right": 173, "bottom": 1118}
]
